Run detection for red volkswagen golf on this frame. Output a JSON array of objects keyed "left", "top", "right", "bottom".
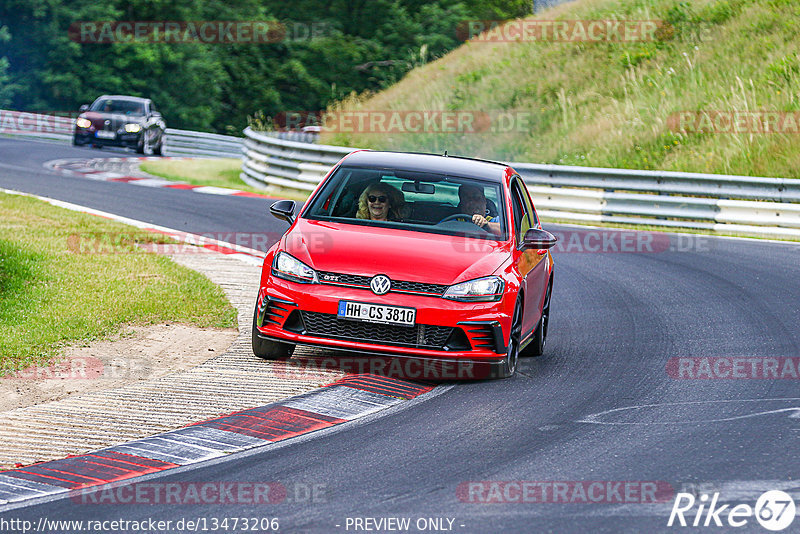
[{"left": 253, "top": 151, "right": 556, "bottom": 378}]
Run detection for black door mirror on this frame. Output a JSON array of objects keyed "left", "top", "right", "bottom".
[
  {"left": 521, "top": 228, "right": 557, "bottom": 250},
  {"left": 270, "top": 199, "right": 296, "bottom": 225},
  {"left": 79, "top": 104, "right": 89, "bottom": 112}
]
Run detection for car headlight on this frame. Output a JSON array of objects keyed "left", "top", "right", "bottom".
[
  {"left": 272, "top": 251, "right": 317, "bottom": 283},
  {"left": 443, "top": 276, "right": 504, "bottom": 302},
  {"left": 124, "top": 123, "right": 142, "bottom": 133},
  {"left": 76, "top": 118, "right": 91, "bottom": 128}
]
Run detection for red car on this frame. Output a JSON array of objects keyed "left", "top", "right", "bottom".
[{"left": 253, "top": 151, "right": 556, "bottom": 379}]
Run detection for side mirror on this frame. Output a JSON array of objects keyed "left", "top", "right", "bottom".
[
  {"left": 521, "top": 228, "right": 557, "bottom": 250},
  {"left": 79, "top": 104, "right": 89, "bottom": 112},
  {"left": 270, "top": 199, "right": 296, "bottom": 225},
  {"left": 151, "top": 111, "right": 161, "bottom": 118}
]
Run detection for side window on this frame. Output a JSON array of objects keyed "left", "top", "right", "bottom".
[
  {"left": 149, "top": 102, "right": 158, "bottom": 114},
  {"left": 510, "top": 185, "right": 525, "bottom": 245},
  {"left": 511, "top": 182, "right": 533, "bottom": 246},
  {"left": 514, "top": 176, "right": 538, "bottom": 227}
]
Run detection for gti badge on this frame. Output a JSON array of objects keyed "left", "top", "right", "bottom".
[{"left": 370, "top": 275, "right": 391, "bottom": 295}]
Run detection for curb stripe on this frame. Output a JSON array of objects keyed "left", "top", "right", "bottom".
[
  {"left": 329, "top": 374, "right": 435, "bottom": 399},
  {"left": 0, "top": 374, "right": 439, "bottom": 506},
  {"left": 45, "top": 157, "right": 274, "bottom": 199},
  {"left": 0, "top": 476, "right": 58, "bottom": 502},
  {"left": 88, "top": 451, "right": 178, "bottom": 469},
  {"left": 281, "top": 386, "right": 403, "bottom": 420},
  {"left": 3, "top": 470, "right": 83, "bottom": 488},
  {"left": 156, "top": 427, "right": 265, "bottom": 451},
  {"left": 27, "top": 467, "right": 107, "bottom": 485},
  {"left": 200, "top": 406, "right": 344, "bottom": 441}
]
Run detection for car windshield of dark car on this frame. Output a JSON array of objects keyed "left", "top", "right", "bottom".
[
  {"left": 303, "top": 166, "right": 507, "bottom": 240},
  {"left": 89, "top": 99, "right": 145, "bottom": 116}
]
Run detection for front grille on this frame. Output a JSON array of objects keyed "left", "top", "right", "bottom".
[
  {"left": 318, "top": 272, "right": 371, "bottom": 286},
  {"left": 301, "top": 311, "right": 453, "bottom": 350},
  {"left": 316, "top": 271, "right": 447, "bottom": 296},
  {"left": 391, "top": 280, "right": 449, "bottom": 294}
]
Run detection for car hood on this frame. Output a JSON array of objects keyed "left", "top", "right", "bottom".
[{"left": 283, "top": 219, "right": 510, "bottom": 285}]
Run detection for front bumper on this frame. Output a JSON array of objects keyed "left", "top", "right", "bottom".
[
  {"left": 74, "top": 130, "right": 141, "bottom": 148},
  {"left": 256, "top": 276, "right": 514, "bottom": 379}
]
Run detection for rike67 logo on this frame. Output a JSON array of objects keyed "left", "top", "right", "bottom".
[{"left": 668, "top": 490, "right": 796, "bottom": 531}]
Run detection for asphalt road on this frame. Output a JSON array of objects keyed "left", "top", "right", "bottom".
[
  {"left": 2, "top": 138, "right": 800, "bottom": 533},
  {"left": 0, "top": 138, "right": 286, "bottom": 242}
]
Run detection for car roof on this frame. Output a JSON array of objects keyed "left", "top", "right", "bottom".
[
  {"left": 340, "top": 150, "right": 510, "bottom": 182},
  {"left": 95, "top": 95, "right": 149, "bottom": 103}
]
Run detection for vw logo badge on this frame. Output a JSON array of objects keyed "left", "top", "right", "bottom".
[{"left": 370, "top": 275, "right": 391, "bottom": 295}]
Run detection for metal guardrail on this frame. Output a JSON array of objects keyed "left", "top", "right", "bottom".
[
  {"left": 240, "top": 128, "right": 800, "bottom": 239},
  {"left": 162, "top": 128, "right": 242, "bottom": 158},
  {"left": 0, "top": 109, "right": 243, "bottom": 158},
  {"left": 240, "top": 127, "right": 353, "bottom": 191}
]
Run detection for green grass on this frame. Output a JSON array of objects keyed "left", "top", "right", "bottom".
[
  {"left": 322, "top": 0, "right": 800, "bottom": 179},
  {"left": 140, "top": 158, "right": 253, "bottom": 190},
  {"left": 0, "top": 192, "right": 237, "bottom": 376},
  {"left": 140, "top": 158, "right": 311, "bottom": 202}
]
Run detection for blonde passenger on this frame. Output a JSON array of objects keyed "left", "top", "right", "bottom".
[{"left": 356, "top": 182, "right": 406, "bottom": 222}]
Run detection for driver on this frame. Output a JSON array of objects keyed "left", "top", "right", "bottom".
[{"left": 457, "top": 184, "right": 501, "bottom": 236}]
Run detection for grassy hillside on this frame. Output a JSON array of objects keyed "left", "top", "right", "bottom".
[{"left": 322, "top": 0, "right": 800, "bottom": 178}]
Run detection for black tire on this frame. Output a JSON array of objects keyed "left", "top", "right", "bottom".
[
  {"left": 500, "top": 297, "right": 523, "bottom": 378},
  {"left": 136, "top": 132, "right": 155, "bottom": 155},
  {"left": 153, "top": 136, "right": 163, "bottom": 156},
  {"left": 251, "top": 303, "right": 294, "bottom": 360},
  {"left": 72, "top": 137, "right": 84, "bottom": 147},
  {"left": 525, "top": 278, "right": 552, "bottom": 357}
]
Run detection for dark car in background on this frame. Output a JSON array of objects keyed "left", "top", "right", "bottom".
[{"left": 73, "top": 95, "right": 166, "bottom": 155}]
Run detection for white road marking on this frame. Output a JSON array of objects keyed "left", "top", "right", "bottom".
[{"left": 578, "top": 398, "right": 800, "bottom": 425}]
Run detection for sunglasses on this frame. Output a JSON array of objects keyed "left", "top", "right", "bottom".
[{"left": 368, "top": 195, "right": 388, "bottom": 203}]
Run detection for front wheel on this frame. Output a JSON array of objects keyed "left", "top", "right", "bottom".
[
  {"left": 153, "top": 135, "right": 164, "bottom": 156},
  {"left": 136, "top": 132, "right": 154, "bottom": 155},
  {"left": 500, "top": 298, "right": 523, "bottom": 378},
  {"left": 251, "top": 303, "right": 294, "bottom": 360}
]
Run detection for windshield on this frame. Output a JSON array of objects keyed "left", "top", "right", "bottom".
[
  {"left": 303, "top": 165, "right": 507, "bottom": 240},
  {"left": 89, "top": 98, "right": 145, "bottom": 115}
]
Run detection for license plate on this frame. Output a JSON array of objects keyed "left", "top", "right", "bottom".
[
  {"left": 337, "top": 301, "right": 416, "bottom": 327},
  {"left": 96, "top": 130, "right": 116, "bottom": 139}
]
